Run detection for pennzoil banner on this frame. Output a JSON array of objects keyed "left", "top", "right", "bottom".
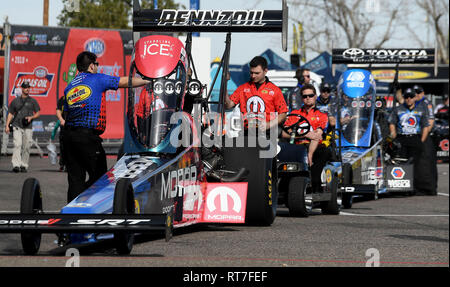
[{"left": 7, "top": 25, "right": 134, "bottom": 140}]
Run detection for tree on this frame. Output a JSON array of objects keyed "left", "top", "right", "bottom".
[
  {"left": 287, "top": 0, "right": 407, "bottom": 56},
  {"left": 58, "top": 0, "right": 183, "bottom": 29},
  {"left": 408, "top": 0, "right": 449, "bottom": 64}
]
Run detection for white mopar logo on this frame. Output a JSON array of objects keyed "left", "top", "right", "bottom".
[
  {"left": 175, "top": 81, "right": 183, "bottom": 95},
  {"left": 207, "top": 186, "right": 242, "bottom": 213},
  {"left": 165, "top": 81, "right": 175, "bottom": 95},
  {"left": 153, "top": 81, "right": 164, "bottom": 95},
  {"left": 247, "top": 96, "right": 265, "bottom": 113},
  {"left": 188, "top": 81, "right": 201, "bottom": 95},
  {"left": 343, "top": 48, "right": 365, "bottom": 59}
]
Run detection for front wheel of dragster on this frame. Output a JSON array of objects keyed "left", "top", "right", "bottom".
[
  {"left": 288, "top": 176, "right": 309, "bottom": 217},
  {"left": 113, "top": 178, "right": 135, "bottom": 255},
  {"left": 20, "top": 178, "right": 43, "bottom": 255},
  {"left": 321, "top": 176, "right": 340, "bottom": 215},
  {"left": 341, "top": 163, "right": 353, "bottom": 209}
]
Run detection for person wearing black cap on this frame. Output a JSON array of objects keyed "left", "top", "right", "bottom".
[
  {"left": 388, "top": 88, "right": 432, "bottom": 194},
  {"left": 316, "top": 82, "right": 335, "bottom": 115},
  {"left": 414, "top": 85, "right": 434, "bottom": 123},
  {"left": 413, "top": 85, "right": 438, "bottom": 195},
  {"left": 287, "top": 68, "right": 320, "bottom": 111},
  {"left": 4, "top": 81, "right": 40, "bottom": 172}
]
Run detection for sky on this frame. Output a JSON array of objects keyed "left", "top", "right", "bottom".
[
  {"left": 1, "top": 0, "right": 289, "bottom": 65},
  {"left": 0, "top": 0, "right": 433, "bottom": 65}
]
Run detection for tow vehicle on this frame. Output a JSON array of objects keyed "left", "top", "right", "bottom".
[
  {"left": 0, "top": 0, "right": 289, "bottom": 254},
  {"left": 278, "top": 114, "right": 342, "bottom": 217}
]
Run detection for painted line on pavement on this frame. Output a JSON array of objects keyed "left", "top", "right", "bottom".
[{"left": 340, "top": 212, "right": 449, "bottom": 217}]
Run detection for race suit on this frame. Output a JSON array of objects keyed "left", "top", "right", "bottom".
[
  {"left": 388, "top": 102, "right": 433, "bottom": 193},
  {"left": 229, "top": 78, "right": 288, "bottom": 127},
  {"left": 281, "top": 106, "right": 330, "bottom": 193}
]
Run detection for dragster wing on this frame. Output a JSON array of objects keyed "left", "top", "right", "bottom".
[{"left": 132, "top": 0, "right": 288, "bottom": 51}]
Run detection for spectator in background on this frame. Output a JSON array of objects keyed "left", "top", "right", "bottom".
[
  {"left": 287, "top": 68, "right": 320, "bottom": 111},
  {"left": 4, "top": 81, "right": 40, "bottom": 173},
  {"left": 316, "top": 82, "right": 335, "bottom": 116},
  {"left": 434, "top": 95, "right": 449, "bottom": 119}
]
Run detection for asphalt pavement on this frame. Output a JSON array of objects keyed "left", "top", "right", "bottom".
[{"left": 0, "top": 155, "right": 448, "bottom": 267}]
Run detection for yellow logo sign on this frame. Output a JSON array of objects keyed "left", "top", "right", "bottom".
[
  {"left": 66, "top": 85, "right": 92, "bottom": 105},
  {"left": 326, "top": 169, "right": 332, "bottom": 183},
  {"left": 372, "top": 70, "right": 430, "bottom": 80}
]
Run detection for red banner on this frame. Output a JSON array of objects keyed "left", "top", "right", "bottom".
[
  {"left": 7, "top": 25, "right": 133, "bottom": 140},
  {"left": 58, "top": 29, "right": 126, "bottom": 139},
  {"left": 9, "top": 51, "right": 60, "bottom": 115}
]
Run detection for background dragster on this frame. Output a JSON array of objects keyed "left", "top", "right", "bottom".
[
  {"left": 0, "top": 0, "right": 290, "bottom": 255},
  {"left": 329, "top": 47, "right": 438, "bottom": 207}
]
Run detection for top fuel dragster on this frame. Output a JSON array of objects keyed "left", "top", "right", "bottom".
[
  {"left": 0, "top": 0, "right": 289, "bottom": 255},
  {"left": 328, "top": 48, "right": 437, "bottom": 207}
]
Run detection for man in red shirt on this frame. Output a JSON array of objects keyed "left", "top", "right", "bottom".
[
  {"left": 281, "top": 83, "right": 330, "bottom": 193},
  {"left": 225, "top": 56, "right": 288, "bottom": 132}
]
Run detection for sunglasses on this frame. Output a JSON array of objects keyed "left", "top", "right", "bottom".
[
  {"left": 404, "top": 94, "right": 415, "bottom": 99},
  {"left": 303, "top": 74, "right": 310, "bottom": 78},
  {"left": 302, "top": 93, "right": 315, "bottom": 99},
  {"left": 93, "top": 62, "right": 99, "bottom": 66}
]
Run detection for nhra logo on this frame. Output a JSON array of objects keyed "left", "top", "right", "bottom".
[
  {"left": 84, "top": 38, "right": 105, "bottom": 57},
  {"left": 391, "top": 167, "right": 405, "bottom": 179}
]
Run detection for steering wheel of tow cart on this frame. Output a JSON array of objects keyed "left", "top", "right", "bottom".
[{"left": 283, "top": 114, "right": 311, "bottom": 137}]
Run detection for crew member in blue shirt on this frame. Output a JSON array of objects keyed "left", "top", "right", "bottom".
[
  {"left": 63, "top": 51, "right": 149, "bottom": 203},
  {"left": 388, "top": 88, "right": 431, "bottom": 194}
]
